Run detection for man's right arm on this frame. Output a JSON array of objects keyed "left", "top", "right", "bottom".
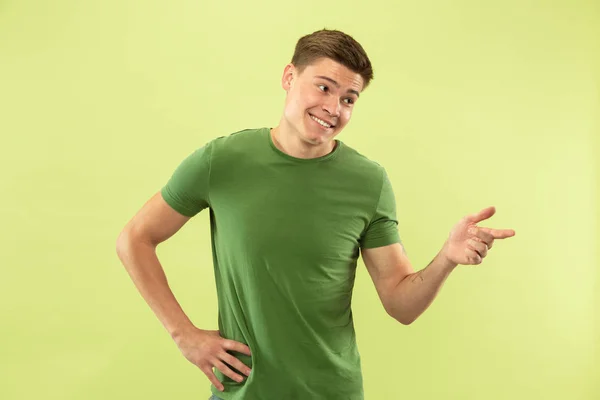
[
  {"left": 115, "top": 191, "right": 195, "bottom": 341},
  {"left": 116, "top": 190, "right": 253, "bottom": 390}
]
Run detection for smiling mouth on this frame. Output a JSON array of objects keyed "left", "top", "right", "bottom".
[{"left": 309, "top": 113, "right": 335, "bottom": 129}]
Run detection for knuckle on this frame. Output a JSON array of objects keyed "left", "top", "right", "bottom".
[{"left": 222, "top": 339, "right": 232, "bottom": 347}]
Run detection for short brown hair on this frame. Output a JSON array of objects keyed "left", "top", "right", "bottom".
[{"left": 291, "top": 29, "right": 374, "bottom": 90}]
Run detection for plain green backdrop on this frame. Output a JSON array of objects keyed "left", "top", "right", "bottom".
[{"left": 1, "top": 0, "right": 598, "bottom": 399}]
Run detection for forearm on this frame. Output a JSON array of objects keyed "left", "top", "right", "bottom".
[
  {"left": 387, "top": 248, "right": 457, "bottom": 325},
  {"left": 116, "top": 233, "right": 195, "bottom": 340}
]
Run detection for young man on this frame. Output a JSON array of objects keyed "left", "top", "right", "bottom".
[{"left": 116, "top": 29, "right": 515, "bottom": 400}]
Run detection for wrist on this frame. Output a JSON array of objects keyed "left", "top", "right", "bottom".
[
  {"left": 439, "top": 243, "right": 459, "bottom": 271},
  {"left": 169, "top": 320, "right": 197, "bottom": 344}
]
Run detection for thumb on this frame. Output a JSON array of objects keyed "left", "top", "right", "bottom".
[{"left": 467, "top": 206, "right": 496, "bottom": 224}]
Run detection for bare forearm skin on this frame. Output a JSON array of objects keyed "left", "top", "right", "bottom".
[
  {"left": 388, "top": 249, "right": 458, "bottom": 325},
  {"left": 116, "top": 233, "right": 195, "bottom": 341}
]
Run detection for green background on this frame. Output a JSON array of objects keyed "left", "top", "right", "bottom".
[{"left": 1, "top": 0, "right": 598, "bottom": 399}]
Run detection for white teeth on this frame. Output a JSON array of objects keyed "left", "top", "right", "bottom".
[{"left": 310, "top": 114, "right": 332, "bottom": 128}]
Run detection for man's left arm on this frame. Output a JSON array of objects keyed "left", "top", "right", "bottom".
[{"left": 361, "top": 206, "right": 515, "bottom": 325}]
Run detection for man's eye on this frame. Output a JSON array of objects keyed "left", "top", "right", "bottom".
[
  {"left": 344, "top": 98, "right": 355, "bottom": 104},
  {"left": 318, "top": 84, "right": 328, "bottom": 92}
]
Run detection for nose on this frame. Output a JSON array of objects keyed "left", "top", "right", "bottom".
[{"left": 322, "top": 95, "right": 341, "bottom": 118}]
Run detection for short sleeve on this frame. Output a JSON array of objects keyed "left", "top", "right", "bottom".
[
  {"left": 160, "top": 142, "right": 213, "bottom": 217},
  {"left": 359, "top": 168, "right": 402, "bottom": 249}
]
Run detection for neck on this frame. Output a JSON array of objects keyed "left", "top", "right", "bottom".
[{"left": 270, "top": 122, "right": 337, "bottom": 160}]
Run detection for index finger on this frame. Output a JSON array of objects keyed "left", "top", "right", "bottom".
[
  {"left": 481, "top": 227, "right": 515, "bottom": 239},
  {"left": 223, "top": 339, "right": 252, "bottom": 356}
]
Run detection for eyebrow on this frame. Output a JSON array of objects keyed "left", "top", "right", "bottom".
[{"left": 315, "top": 75, "right": 360, "bottom": 98}]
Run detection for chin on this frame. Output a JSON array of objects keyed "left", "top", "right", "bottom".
[
  {"left": 304, "top": 123, "right": 334, "bottom": 138},
  {"left": 302, "top": 130, "right": 329, "bottom": 145}
]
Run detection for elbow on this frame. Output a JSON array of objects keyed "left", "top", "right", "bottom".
[
  {"left": 386, "top": 306, "right": 416, "bottom": 325},
  {"left": 394, "top": 313, "right": 416, "bottom": 325},
  {"left": 116, "top": 228, "right": 133, "bottom": 260},
  {"left": 116, "top": 228, "right": 156, "bottom": 262}
]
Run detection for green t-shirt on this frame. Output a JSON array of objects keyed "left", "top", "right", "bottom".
[{"left": 161, "top": 127, "right": 401, "bottom": 400}]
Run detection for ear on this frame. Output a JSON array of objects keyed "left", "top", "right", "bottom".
[{"left": 281, "top": 63, "right": 295, "bottom": 91}]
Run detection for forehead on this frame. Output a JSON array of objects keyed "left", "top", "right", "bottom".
[{"left": 299, "top": 58, "right": 364, "bottom": 91}]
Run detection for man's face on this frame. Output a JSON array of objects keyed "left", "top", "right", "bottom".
[{"left": 281, "top": 57, "right": 364, "bottom": 147}]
